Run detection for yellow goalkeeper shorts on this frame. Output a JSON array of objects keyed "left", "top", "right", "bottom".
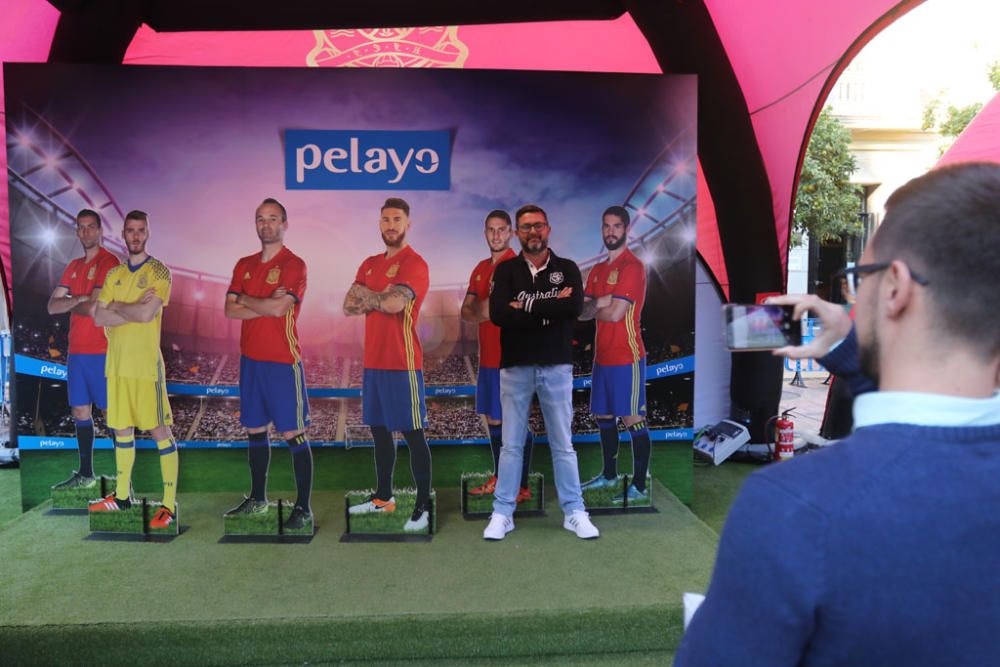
[{"left": 107, "top": 376, "right": 173, "bottom": 432}]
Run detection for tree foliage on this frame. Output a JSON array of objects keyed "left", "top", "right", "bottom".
[
  {"left": 939, "top": 102, "right": 983, "bottom": 138},
  {"left": 921, "top": 63, "right": 998, "bottom": 150},
  {"left": 989, "top": 60, "right": 1000, "bottom": 92},
  {"left": 792, "top": 108, "right": 862, "bottom": 247}
]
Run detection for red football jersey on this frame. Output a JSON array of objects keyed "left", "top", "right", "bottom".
[
  {"left": 59, "top": 247, "right": 120, "bottom": 354},
  {"left": 228, "top": 246, "right": 307, "bottom": 364},
  {"left": 354, "top": 245, "right": 429, "bottom": 371},
  {"left": 584, "top": 248, "right": 647, "bottom": 365},
  {"left": 467, "top": 248, "right": 516, "bottom": 369}
]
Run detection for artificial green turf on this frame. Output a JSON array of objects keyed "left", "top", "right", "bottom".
[
  {"left": 0, "top": 482, "right": 717, "bottom": 665},
  {"left": 581, "top": 474, "right": 653, "bottom": 509},
  {"left": 18, "top": 440, "right": 693, "bottom": 512},
  {"left": 49, "top": 474, "right": 110, "bottom": 509},
  {"left": 88, "top": 501, "right": 146, "bottom": 532},
  {"left": 0, "top": 608, "right": 683, "bottom": 666},
  {"left": 581, "top": 473, "right": 627, "bottom": 507},
  {"left": 88, "top": 499, "right": 178, "bottom": 535},
  {"left": 691, "top": 458, "right": 761, "bottom": 533},
  {"left": 223, "top": 500, "right": 280, "bottom": 534},
  {"left": 579, "top": 440, "right": 689, "bottom": 507},
  {"left": 279, "top": 500, "right": 314, "bottom": 536},
  {"left": 0, "top": 466, "right": 22, "bottom": 529},
  {"left": 333, "top": 651, "right": 676, "bottom": 666},
  {"left": 345, "top": 489, "right": 435, "bottom": 534},
  {"left": 461, "top": 471, "right": 544, "bottom": 514}
]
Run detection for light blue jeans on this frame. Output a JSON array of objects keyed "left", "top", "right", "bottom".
[{"left": 493, "top": 364, "right": 585, "bottom": 517}]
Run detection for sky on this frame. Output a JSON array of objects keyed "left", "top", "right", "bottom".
[{"left": 830, "top": 0, "right": 1000, "bottom": 126}]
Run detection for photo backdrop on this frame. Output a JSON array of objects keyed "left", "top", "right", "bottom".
[{"left": 5, "top": 64, "right": 696, "bottom": 506}]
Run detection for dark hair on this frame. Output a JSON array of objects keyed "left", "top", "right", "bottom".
[
  {"left": 382, "top": 197, "right": 410, "bottom": 216},
  {"left": 484, "top": 209, "right": 511, "bottom": 227},
  {"left": 124, "top": 210, "right": 149, "bottom": 225},
  {"left": 515, "top": 204, "right": 547, "bottom": 228},
  {"left": 602, "top": 205, "right": 630, "bottom": 227},
  {"left": 874, "top": 162, "right": 1000, "bottom": 358},
  {"left": 76, "top": 208, "right": 101, "bottom": 228},
  {"left": 259, "top": 198, "right": 287, "bottom": 222}
]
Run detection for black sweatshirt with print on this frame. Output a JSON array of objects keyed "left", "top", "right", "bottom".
[{"left": 489, "top": 249, "right": 583, "bottom": 368}]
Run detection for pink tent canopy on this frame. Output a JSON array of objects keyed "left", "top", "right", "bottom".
[
  {"left": 937, "top": 91, "right": 1000, "bottom": 167},
  {"left": 1, "top": 0, "right": 925, "bottom": 310}
]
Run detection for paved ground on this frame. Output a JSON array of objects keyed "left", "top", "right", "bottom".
[{"left": 779, "top": 370, "right": 833, "bottom": 441}]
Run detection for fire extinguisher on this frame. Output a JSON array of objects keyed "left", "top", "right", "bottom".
[{"left": 774, "top": 409, "right": 795, "bottom": 461}]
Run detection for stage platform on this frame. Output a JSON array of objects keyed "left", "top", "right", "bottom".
[{"left": 0, "top": 481, "right": 718, "bottom": 665}]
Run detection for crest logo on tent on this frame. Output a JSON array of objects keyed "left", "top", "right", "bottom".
[{"left": 306, "top": 27, "right": 469, "bottom": 68}]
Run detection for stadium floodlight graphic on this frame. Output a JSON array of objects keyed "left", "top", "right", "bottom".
[
  {"left": 6, "top": 103, "right": 230, "bottom": 289},
  {"left": 6, "top": 104, "right": 127, "bottom": 257},
  {"left": 617, "top": 132, "right": 696, "bottom": 269}
]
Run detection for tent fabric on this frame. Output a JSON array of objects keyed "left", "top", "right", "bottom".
[
  {"left": 936, "top": 91, "right": 1000, "bottom": 167},
  {"left": 707, "top": 0, "right": 925, "bottom": 280},
  {"left": 0, "top": 0, "right": 923, "bottom": 310}
]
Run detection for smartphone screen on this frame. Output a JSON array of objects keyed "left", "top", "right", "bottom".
[{"left": 723, "top": 304, "right": 801, "bottom": 351}]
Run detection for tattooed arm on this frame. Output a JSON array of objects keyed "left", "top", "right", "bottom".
[{"left": 344, "top": 283, "right": 414, "bottom": 315}]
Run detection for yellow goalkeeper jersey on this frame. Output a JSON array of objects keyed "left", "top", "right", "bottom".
[{"left": 98, "top": 257, "right": 171, "bottom": 380}]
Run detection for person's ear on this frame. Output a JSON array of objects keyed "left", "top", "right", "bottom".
[{"left": 883, "top": 260, "right": 916, "bottom": 319}]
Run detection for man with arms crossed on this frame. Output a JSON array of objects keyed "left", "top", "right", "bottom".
[
  {"left": 483, "top": 204, "right": 599, "bottom": 540},
  {"left": 344, "top": 197, "right": 433, "bottom": 532},
  {"left": 88, "top": 211, "right": 178, "bottom": 530},
  {"left": 460, "top": 209, "right": 534, "bottom": 502},
  {"left": 579, "top": 205, "right": 651, "bottom": 503},
  {"left": 47, "top": 209, "right": 120, "bottom": 491},
  {"left": 676, "top": 162, "right": 1000, "bottom": 666},
  {"left": 223, "top": 198, "right": 313, "bottom": 530}
]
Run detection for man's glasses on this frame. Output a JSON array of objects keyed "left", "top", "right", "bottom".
[
  {"left": 834, "top": 262, "right": 930, "bottom": 292},
  {"left": 518, "top": 222, "right": 548, "bottom": 233}
]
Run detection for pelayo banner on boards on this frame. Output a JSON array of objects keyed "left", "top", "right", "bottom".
[{"left": 5, "top": 64, "right": 697, "bottom": 453}]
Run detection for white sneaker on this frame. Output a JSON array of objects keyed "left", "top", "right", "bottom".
[
  {"left": 483, "top": 512, "right": 515, "bottom": 540},
  {"left": 564, "top": 510, "right": 600, "bottom": 539},
  {"left": 403, "top": 509, "right": 429, "bottom": 532},
  {"left": 348, "top": 495, "right": 396, "bottom": 515}
]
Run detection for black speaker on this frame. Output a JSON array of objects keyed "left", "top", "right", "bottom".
[{"left": 729, "top": 351, "right": 783, "bottom": 443}]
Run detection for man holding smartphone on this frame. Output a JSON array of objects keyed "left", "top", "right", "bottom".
[{"left": 677, "top": 162, "right": 1000, "bottom": 667}]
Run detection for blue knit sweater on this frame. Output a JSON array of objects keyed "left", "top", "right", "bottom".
[{"left": 676, "top": 330, "right": 1000, "bottom": 666}]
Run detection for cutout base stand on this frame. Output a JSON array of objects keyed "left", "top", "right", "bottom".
[
  {"left": 50, "top": 475, "right": 115, "bottom": 511},
  {"left": 343, "top": 489, "right": 436, "bottom": 541},
  {"left": 88, "top": 497, "right": 181, "bottom": 540},
  {"left": 460, "top": 471, "right": 545, "bottom": 519},
  {"left": 582, "top": 474, "right": 656, "bottom": 515},
  {"left": 221, "top": 499, "right": 315, "bottom": 542}
]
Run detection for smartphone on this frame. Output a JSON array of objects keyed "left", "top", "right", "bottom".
[{"left": 722, "top": 304, "right": 802, "bottom": 351}]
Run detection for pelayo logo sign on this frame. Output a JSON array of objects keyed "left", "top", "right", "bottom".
[{"left": 285, "top": 129, "right": 451, "bottom": 190}]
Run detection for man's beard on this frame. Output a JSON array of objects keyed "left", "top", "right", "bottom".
[
  {"left": 858, "top": 326, "right": 881, "bottom": 388},
  {"left": 522, "top": 237, "right": 547, "bottom": 255},
  {"left": 604, "top": 235, "right": 626, "bottom": 251},
  {"left": 127, "top": 240, "right": 147, "bottom": 256},
  {"left": 382, "top": 230, "right": 406, "bottom": 248}
]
